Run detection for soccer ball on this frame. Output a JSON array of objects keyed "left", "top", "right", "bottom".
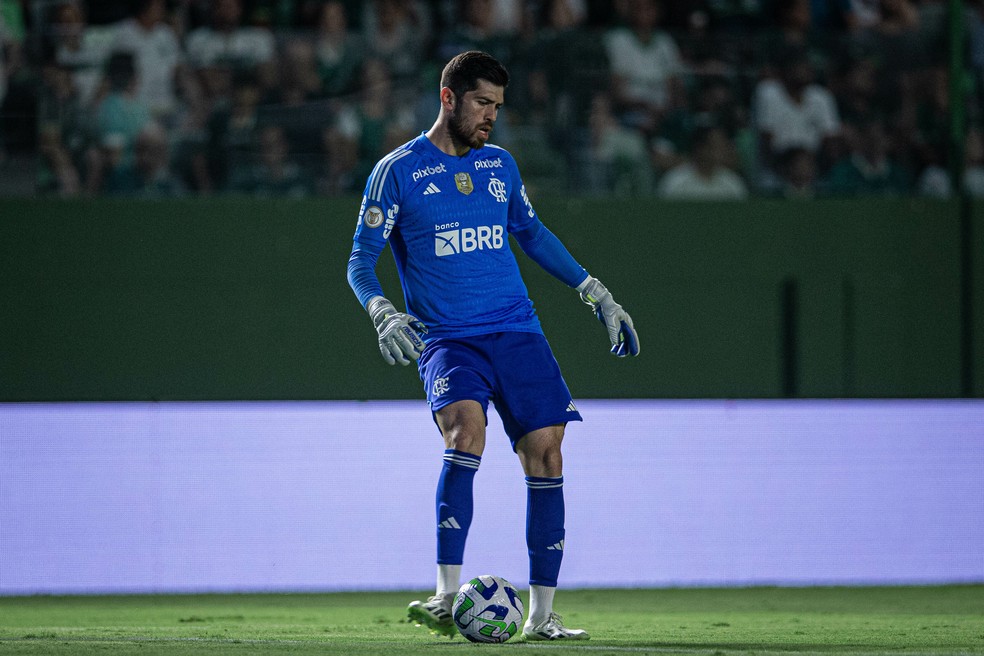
[{"left": 452, "top": 575, "right": 524, "bottom": 643}]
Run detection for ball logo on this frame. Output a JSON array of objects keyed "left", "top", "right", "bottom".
[
  {"left": 364, "top": 206, "right": 384, "bottom": 228},
  {"left": 434, "top": 225, "right": 504, "bottom": 257},
  {"left": 453, "top": 575, "right": 524, "bottom": 644}
]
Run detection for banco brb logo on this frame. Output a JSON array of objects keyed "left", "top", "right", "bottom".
[{"left": 435, "top": 224, "right": 505, "bottom": 257}]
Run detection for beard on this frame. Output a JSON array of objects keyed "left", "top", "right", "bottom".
[{"left": 448, "top": 107, "right": 490, "bottom": 151}]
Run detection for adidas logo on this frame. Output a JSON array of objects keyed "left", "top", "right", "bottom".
[
  {"left": 439, "top": 517, "right": 461, "bottom": 529},
  {"left": 547, "top": 540, "right": 565, "bottom": 551},
  {"left": 423, "top": 182, "right": 441, "bottom": 195},
  {"left": 566, "top": 401, "right": 578, "bottom": 412}
]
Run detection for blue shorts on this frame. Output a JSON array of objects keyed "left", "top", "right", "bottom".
[{"left": 417, "top": 331, "right": 583, "bottom": 449}]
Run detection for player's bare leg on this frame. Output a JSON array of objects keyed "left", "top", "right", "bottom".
[
  {"left": 436, "top": 399, "right": 487, "bottom": 456},
  {"left": 516, "top": 425, "right": 589, "bottom": 641},
  {"left": 408, "top": 400, "right": 487, "bottom": 637}
]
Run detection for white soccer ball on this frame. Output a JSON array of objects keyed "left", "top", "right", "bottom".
[{"left": 452, "top": 574, "right": 524, "bottom": 643}]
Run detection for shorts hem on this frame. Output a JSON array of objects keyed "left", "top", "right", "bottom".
[
  {"left": 430, "top": 395, "right": 490, "bottom": 417},
  {"left": 509, "top": 413, "right": 583, "bottom": 448}
]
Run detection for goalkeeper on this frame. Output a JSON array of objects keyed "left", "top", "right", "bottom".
[{"left": 346, "top": 51, "right": 639, "bottom": 641}]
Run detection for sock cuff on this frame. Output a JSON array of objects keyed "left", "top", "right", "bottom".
[
  {"left": 443, "top": 449, "right": 481, "bottom": 470},
  {"left": 526, "top": 475, "right": 564, "bottom": 489}
]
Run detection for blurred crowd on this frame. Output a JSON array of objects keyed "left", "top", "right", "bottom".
[{"left": 1, "top": 0, "right": 984, "bottom": 199}]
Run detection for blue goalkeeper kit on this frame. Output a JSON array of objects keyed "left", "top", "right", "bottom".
[
  {"left": 347, "top": 133, "right": 582, "bottom": 587},
  {"left": 347, "top": 133, "right": 588, "bottom": 338}
]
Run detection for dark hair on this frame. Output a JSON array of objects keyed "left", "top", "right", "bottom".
[
  {"left": 691, "top": 125, "right": 723, "bottom": 150},
  {"left": 440, "top": 51, "right": 509, "bottom": 99},
  {"left": 105, "top": 51, "right": 136, "bottom": 91},
  {"left": 131, "top": 0, "right": 159, "bottom": 17}
]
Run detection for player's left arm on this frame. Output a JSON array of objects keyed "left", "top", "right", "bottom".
[{"left": 508, "top": 163, "right": 639, "bottom": 357}]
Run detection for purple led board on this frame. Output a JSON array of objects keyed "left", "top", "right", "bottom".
[{"left": 1, "top": 400, "right": 981, "bottom": 594}]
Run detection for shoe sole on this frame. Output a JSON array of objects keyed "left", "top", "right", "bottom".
[
  {"left": 523, "top": 630, "right": 591, "bottom": 641},
  {"left": 407, "top": 604, "right": 456, "bottom": 638}
]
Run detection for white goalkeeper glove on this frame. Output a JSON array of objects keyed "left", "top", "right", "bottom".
[
  {"left": 577, "top": 276, "right": 640, "bottom": 357},
  {"left": 366, "top": 296, "right": 428, "bottom": 366}
]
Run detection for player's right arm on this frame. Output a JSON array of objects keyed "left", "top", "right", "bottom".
[
  {"left": 347, "top": 240, "right": 427, "bottom": 367},
  {"left": 346, "top": 150, "right": 428, "bottom": 366}
]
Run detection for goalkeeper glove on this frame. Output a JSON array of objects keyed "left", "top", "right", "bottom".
[
  {"left": 577, "top": 276, "right": 640, "bottom": 357},
  {"left": 366, "top": 296, "right": 428, "bottom": 366}
]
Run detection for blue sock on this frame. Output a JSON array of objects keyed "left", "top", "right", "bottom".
[
  {"left": 436, "top": 449, "right": 480, "bottom": 565},
  {"left": 526, "top": 476, "right": 565, "bottom": 587}
]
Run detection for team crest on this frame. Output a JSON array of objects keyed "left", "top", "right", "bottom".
[
  {"left": 454, "top": 172, "right": 474, "bottom": 195},
  {"left": 488, "top": 176, "right": 507, "bottom": 203}
]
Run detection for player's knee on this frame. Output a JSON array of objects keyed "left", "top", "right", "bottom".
[
  {"left": 538, "top": 447, "right": 563, "bottom": 478},
  {"left": 436, "top": 400, "right": 487, "bottom": 455},
  {"left": 520, "top": 442, "right": 563, "bottom": 478},
  {"left": 443, "top": 425, "right": 485, "bottom": 456}
]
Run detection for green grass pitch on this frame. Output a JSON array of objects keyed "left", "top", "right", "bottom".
[{"left": 0, "top": 586, "right": 981, "bottom": 655}]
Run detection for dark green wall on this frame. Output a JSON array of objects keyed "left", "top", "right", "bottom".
[{"left": 1, "top": 198, "right": 979, "bottom": 400}]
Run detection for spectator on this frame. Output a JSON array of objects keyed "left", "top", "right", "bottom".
[
  {"left": 363, "top": 0, "right": 427, "bottom": 90},
  {"left": 49, "top": 2, "right": 116, "bottom": 108},
  {"left": 0, "top": 10, "right": 8, "bottom": 159},
  {"left": 231, "top": 124, "right": 313, "bottom": 197},
  {"left": 585, "top": 93, "right": 654, "bottom": 196},
  {"left": 772, "top": 146, "right": 819, "bottom": 197},
  {"left": 759, "top": 0, "right": 834, "bottom": 77},
  {"left": 969, "top": 0, "right": 984, "bottom": 123},
  {"left": 0, "top": 2, "right": 31, "bottom": 159},
  {"left": 185, "top": 0, "right": 276, "bottom": 73},
  {"left": 438, "top": 0, "right": 515, "bottom": 69},
  {"left": 825, "top": 117, "right": 909, "bottom": 196},
  {"left": 655, "top": 74, "right": 746, "bottom": 174},
  {"left": 857, "top": 0, "right": 926, "bottom": 119},
  {"left": 807, "top": 0, "right": 857, "bottom": 31},
  {"left": 0, "top": 0, "right": 25, "bottom": 45},
  {"left": 318, "top": 120, "right": 357, "bottom": 195},
  {"left": 752, "top": 46, "right": 842, "bottom": 182},
  {"left": 258, "top": 38, "right": 327, "bottom": 172},
  {"left": 90, "top": 51, "right": 152, "bottom": 193},
  {"left": 848, "top": 0, "right": 882, "bottom": 30},
  {"left": 0, "top": 2, "right": 21, "bottom": 106},
  {"left": 315, "top": 1, "right": 364, "bottom": 98},
  {"left": 673, "top": 4, "right": 742, "bottom": 78},
  {"left": 274, "top": 37, "right": 324, "bottom": 108},
  {"left": 85, "top": 1, "right": 132, "bottom": 25},
  {"left": 109, "top": 0, "right": 186, "bottom": 122},
  {"left": 104, "top": 121, "right": 186, "bottom": 197},
  {"left": 910, "top": 65, "right": 950, "bottom": 174},
  {"left": 657, "top": 125, "right": 749, "bottom": 199},
  {"left": 329, "top": 57, "right": 415, "bottom": 189},
  {"left": 702, "top": 0, "right": 770, "bottom": 30},
  {"left": 917, "top": 127, "right": 984, "bottom": 198},
  {"left": 168, "top": 60, "right": 235, "bottom": 195},
  {"left": 203, "top": 68, "right": 262, "bottom": 192},
  {"left": 526, "top": 0, "right": 609, "bottom": 148},
  {"left": 829, "top": 53, "right": 882, "bottom": 127},
  {"left": 603, "top": 0, "right": 687, "bottom": 136},
  {"left": 38, "top": 59, "right": 85, "bottom": 196},
  {"left": 872, "top": 0, "right": 920, "bottom": 33}
]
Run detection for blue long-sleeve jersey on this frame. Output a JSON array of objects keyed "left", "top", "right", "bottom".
[{"left": 348, "top": 133, "right": 588, "bottom": 340}]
